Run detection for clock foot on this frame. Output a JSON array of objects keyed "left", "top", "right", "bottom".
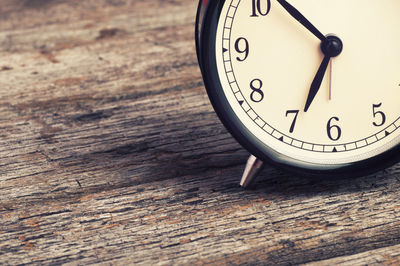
[{"left": 240, "top": 155, "right": 264, "bottom": 188}]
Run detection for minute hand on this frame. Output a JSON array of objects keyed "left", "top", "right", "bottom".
[{"left": 276, "top": 0, "right": 326, "bottom": 42}]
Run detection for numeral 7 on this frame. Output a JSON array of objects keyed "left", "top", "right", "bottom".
[{"left": 286, "top": 110, "right": 299, "bottom": 133}]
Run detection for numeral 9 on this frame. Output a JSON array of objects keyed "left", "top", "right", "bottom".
[{"left": 235, "top": 37, "right": 249, "bottom": 62}]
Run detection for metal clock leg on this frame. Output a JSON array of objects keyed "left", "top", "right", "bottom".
[{"left": 240, "top": 155, "right": 264, "bottom": 188}]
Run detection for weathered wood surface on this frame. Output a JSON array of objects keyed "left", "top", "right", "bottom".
[{"left": 1, "top": 0, "right": 400, "bottom": 265}]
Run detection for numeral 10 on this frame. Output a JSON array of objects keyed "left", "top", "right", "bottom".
[{"left": 251, "top": 0, "right": 271, "bottom": 17}]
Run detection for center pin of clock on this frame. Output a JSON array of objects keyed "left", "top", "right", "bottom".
[{"left": 321, "top": 35, "right": 343, "bottom": 57}]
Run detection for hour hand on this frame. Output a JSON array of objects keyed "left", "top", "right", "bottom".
[
  {"left": 304, "top": 36, "right": 343, "bottom": 112},
  {"left": 276, "top": 0, "right": 326, "bottom": 42},
  {"left": 304, "top": 55, "right": 331, "bottom": 112}
]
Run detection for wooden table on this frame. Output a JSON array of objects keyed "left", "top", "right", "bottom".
[{"left": 1, "top": 0, "right": 400, "bottom": 264}]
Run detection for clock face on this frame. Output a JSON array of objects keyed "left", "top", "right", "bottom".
[{"left": 200, "top": 0, "right": 400, "bottom": 174}]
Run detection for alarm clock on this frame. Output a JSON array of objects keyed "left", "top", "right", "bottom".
[{"left": 196, "top": 0, "right": 400, "bottom": 187}]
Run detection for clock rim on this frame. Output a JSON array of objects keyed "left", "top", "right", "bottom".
[{"left": 198, "top": 0, "right": 400, "bottom": 177}]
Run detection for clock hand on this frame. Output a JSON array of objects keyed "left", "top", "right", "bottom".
[
  {"left": 276, "top": 1, "right": 343, "bottom": 111},
  {"left": 276, "top": 0, "right": 326, "bottom": 42},
  {"left": 329, "top": 58, "right": 333, "bottom": 100},
  {"left": 304, "top": 35, "right": 343, "bottom": 112},
  {"left": 304, "top": 55, "right": 331, "bottom": 112}
]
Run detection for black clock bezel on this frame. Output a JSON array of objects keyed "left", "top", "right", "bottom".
[{"left": 197, "top": 0, "right": 400, "bottom": 178}]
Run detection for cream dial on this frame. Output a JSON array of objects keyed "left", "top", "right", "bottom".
[{"left": 215, "top": 0, "right": 400, "bottom": 165}]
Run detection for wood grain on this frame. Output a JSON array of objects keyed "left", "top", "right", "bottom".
[{"left": 1, "top": 0, "right": 400, "bottom": 265}]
